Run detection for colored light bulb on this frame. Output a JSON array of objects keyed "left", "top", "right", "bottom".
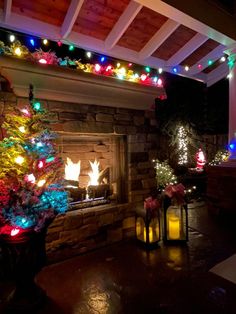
[
  {"left": 9, "top": 34, "right": 15, "bottom": 42},
  {"left": 43, "top": 39, "right": 48, "bottom": 45},
  {"left": 95, "top": 64, "right": 101, "bottom": 72},
  {"left": 157, "top": 78, "right": 163, "bottom": 86},
  {"left": 141, "top": 74, "right": 147, "bottom": 81},
  {"left": 86, "top": 51, "right": 92, "bottom": 58},
  {"left": 19, "top": 126, "right": 26, "bottom": 133},
  {"left": 184, "top": 66, "right": 189, "bottom": 71},
  {"left": 39, "top": 58, "right": 47, "bottom": 64},
  {"left": 30, "top": 38, "right": 35, "bottom": 46},
  {"left": 11, "top": 228, "right": 20, "bottom": 237},
  {"left": 14, "top": 47, "right": 22, "bottom": 56},
  {"left": 38, "top": 161, "right": 44, "bottom": 168},
  {"left": 37, "top": 179, "right": 46, "bottom": 187},
  {"left": 25, "top": 173, "right": 36, "bottom": 183},
  {"left": 69, "top": 45, "right": 74, "bottom": 51},
  {"left": 208, "top": 60, "right": 213, "bottom": 66},
  {"left": 100, "top": 56, "right": 105, "bottom": 62},
  {"left": 220, "top": 56, "right": 226, "bottom": 62},
  {"left": 21, "top": 108, "right": 30, "bottom": 116},
  {"left": 158, "top": 68, "right": 163, "bottom": 74},
  {"left": 57, "top": 40, "right": 62, "bottom": 47},
  {"left": 33, "top": 102, "right": 41, "bottom": 111},
  {"left": 15, "top": 156, "right": 24, "bottom": 165},
  {"left": 145, "top": 67, "right": 150, "bottom": 73}
]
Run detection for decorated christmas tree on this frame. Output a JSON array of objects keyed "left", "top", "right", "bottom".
[
  {"left": 0, "top": 85, "right": 67, "bottom": 237},
  {"left": 154, "top": 159, "right": 177, "bottom": 190}
]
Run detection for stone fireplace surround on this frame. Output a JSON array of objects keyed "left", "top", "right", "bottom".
[{"left": 0, "top": 57, "right": 164, "bottom": 262}]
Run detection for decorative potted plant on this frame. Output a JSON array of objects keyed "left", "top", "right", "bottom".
[{"left": 0, "top": 85, "right": 68, "bottom": 311}]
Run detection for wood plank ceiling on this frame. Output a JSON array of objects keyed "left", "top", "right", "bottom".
[{"left": 0, "top": 0, "right": 235, "bottom": 86}]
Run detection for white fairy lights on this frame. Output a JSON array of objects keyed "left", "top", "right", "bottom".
[{"left": 177, "top": 126, "right": 188, "bottom": 165}]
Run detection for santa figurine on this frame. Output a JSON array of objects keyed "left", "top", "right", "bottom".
[{"left": 196, "top": 148, "right": 206, "bottom": 170}]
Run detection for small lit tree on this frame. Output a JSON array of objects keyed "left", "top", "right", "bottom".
[
  {"left": 0, "top": 85, "right": 67, "bottom": 236},
  {"left": 209, "top": 149, "right": 229, "bottom": 166},
  {"left": 154, "top": 159, "right": 177, "bottom": 190}
]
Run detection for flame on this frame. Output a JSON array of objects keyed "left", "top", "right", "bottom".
[
  {"left": 88, "top": 159, "right": 100, "bottom": 186},
  {"left": 65, "top": 157, "right": 81, "bottom": 181}
]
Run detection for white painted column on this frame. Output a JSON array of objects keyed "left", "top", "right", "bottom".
[
  {"left": 228, "top": 50, "right": 236, "bottom": 141},
  {"left": 227, "top": 46, "right": 236, "bottom": 160}
]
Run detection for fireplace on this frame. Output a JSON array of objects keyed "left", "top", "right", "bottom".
[
  {"left": 0, "top": 57, "right": 165, "bottom": 262},
  {"left": 57, "top": 133, "right": 128, "bottom": 209}
]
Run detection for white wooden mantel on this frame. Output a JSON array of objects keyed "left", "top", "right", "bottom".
[{"left": 0, "top": 56, "right": 166, "bottom": 110}]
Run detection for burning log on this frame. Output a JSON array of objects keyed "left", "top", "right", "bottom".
[
  {"left": 64, "top": 180, "right": 86, "bottom": 202},
  {"left": 87, "top": 184, "right": 110, "bottom": 199}
]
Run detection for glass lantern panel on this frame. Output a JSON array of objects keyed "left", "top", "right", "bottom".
[
  {"left": 149, "top": 217, "right": 160, "bottom": 243},
  {"left": 166, "top": 205, "right": 186, "bottom": 240},
  {"left": 136, "top": 217, "right": 145, "bottom": 242}
]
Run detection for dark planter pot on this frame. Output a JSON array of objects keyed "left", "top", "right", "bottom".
[{"left": 0, "top": 228, "right": 48, "bottom": 313}]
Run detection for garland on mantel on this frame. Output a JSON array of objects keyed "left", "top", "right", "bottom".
[{"left": 0, "top": 39, "right": 164, "bottom": 91}]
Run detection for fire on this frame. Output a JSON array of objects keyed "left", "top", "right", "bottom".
[
  {"left": 65, "top": 157, "right": 81, "bottom": 181},
  {"left": 88, "top": 159, "right": 100, "bottom": 186}
]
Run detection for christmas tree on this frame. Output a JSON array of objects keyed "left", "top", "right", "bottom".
[
  {"left": 0, "top": 85, "right": 67, "bottom": 236},
  {"left": 154, "top": 159, "right": 177, "bottom": 190}
]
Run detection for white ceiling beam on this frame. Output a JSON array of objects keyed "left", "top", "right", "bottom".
[
  {"left": 206, "top": 62, "right": 228, "bottom": 87},
  {"left": 139, "top": 19, "right": 180, "bottom": 60},
  {"left": 0, "top": 12, "right": 61, "bottom": 39},
  {"left": 189, "top": 44, "right": 225, "bottom": 75},
  {"left": 105, "top": 1, "right": 142, "bottom": 50},
  {"left": 61, "top": 0, "right": 84, "bottom": 39},
  {"left": 166, "top": 33, "right": 208, "bottom": 66},
  {"left": 3, "top": 0, "right": 12, "bottom": 22},
  {"left": 69, "top": 32, "right": 206, "bottom": 83},
  {"left": 134, "top": 0, "right": 235, "bottom": 46},
  {"left": 0, "top": 11, "right": 205, "bottom": 84}
]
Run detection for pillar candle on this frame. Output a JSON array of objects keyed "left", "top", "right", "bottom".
[{"left": 168, "top": 215, "right": 180, "bottom": 240}]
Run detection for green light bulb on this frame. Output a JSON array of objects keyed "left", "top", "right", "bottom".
[
  {"left": 69, "top": 45, "right": 74, "bottom": 51},
  {"left": 208, "top": 60, "right": 213, "bottom": 66},
  {"left": 33, "top": 102, "right": 41, "bottom": 111}
]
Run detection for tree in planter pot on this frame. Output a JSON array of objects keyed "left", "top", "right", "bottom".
[{"left": 0, "top": 85, "right": 68, "bottom": 311}]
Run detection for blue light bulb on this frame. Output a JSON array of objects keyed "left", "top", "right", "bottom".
[{"left": 30, "top": 39, "right": 35, "bottom": 46}]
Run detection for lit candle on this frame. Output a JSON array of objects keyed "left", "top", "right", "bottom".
[
  {"left": 136, "top": 220, "right": 141, "bottom": 237},
  {"left": 155, "top": 224, "right": 159, "bottom": 241},
  {"left": 168, "top": 215, "right": 180, "bottom": 240},
  {"left": 144, "top": 227, "right": 153, "bottom": 243},
  {"left": 149, "top": 227, "right": 153, "bottom": 243}
]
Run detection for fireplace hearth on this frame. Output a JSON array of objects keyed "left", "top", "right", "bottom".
[{"left": 57, "top": 133, "right": 128, "bottom": 209}]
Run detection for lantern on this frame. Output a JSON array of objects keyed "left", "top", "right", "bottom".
[
  {"left": 163, "top": 196, "right": 188, "bottom": 243},
  {"left": 135, "top": 198, "right": 161, "bottom": 248}
]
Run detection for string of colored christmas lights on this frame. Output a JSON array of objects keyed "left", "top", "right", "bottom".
[
  {"left": 0, "top": 27, "right": 231, "bottom": 88},
  {"left": 0, "top": 28, "right": 164, "bottom": 88}
]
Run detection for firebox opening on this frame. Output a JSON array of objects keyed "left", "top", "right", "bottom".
[{"left": 57, "top": 133, "right": 128, "bottom": 210}]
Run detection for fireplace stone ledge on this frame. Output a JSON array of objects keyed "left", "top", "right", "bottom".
[{"left": 46, "top": 203, "right": 136, "bottom": 263}]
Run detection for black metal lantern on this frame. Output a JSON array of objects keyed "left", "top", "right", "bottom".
[
  {"left": 135, "top": 205, "right": 161, "bottom": 248},
  {"left": 163, "top": 196, "right": 188, "bottom": 243}
]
